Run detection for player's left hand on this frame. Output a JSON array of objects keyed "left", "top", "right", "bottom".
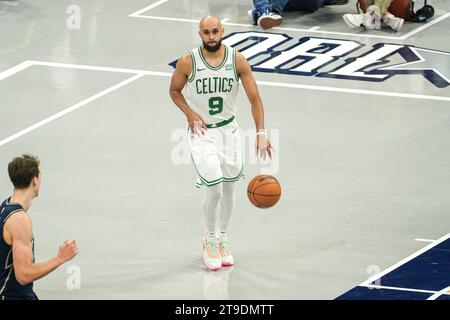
[{"left": 256, "top": 133, "right": 273, "bottom": 160}]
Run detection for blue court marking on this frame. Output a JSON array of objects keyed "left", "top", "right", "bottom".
[
  {"left": 336, "top": 235, "right": 450, "bottom": 300},
  {"left": 371, "top": 239, "right": 450, "bottom": 292},
  {"left": 335, "top": 287, "right": 432, "bottom": 300}
]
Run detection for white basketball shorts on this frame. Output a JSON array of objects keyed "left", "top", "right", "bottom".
[{"left": 188, "top": 120, "right": 244, "bottom": 187}]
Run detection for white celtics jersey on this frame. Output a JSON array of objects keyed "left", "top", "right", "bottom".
[{"left": 185, "top": 45, "right": 239, "bottom": 126}]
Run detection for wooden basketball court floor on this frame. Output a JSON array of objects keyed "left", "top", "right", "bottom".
[{"left": 0, "top": 0, "right": 449, "bottom": 299}]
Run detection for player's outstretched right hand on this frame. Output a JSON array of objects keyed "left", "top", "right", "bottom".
[{"left": 58, "top": 240, "right": 79, "bottom": 263}]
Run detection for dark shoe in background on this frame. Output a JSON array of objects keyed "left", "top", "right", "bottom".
[{"left": 326, "top": 0, "right": 349, "bottom": 5}]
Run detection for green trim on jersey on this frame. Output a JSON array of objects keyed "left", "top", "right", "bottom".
[
  {"left": 222, "top": 164, "right": 244, "bottom": 182},
  {"left": 188, "top": 50, "right": 196, "bottom": 82},
  {"left": 232, "top": 48, "right": 239, "bottom": 81},
  {"left": 195, "top": 165, "right": 243, "bottom": 186},
  {"left": 199, "top": 178, "right": 223, "bottom": 187},
  {"left": 190, "top": 155, "right": 224, "bottom": 186},
  {"left": 199, "top": 176, "right": 224, "bottom": 187},
  {"left": 206, "top": 115, "right": 235, "bottom": 129},
  {"left": 198, "top": 45, "right": 228, "bottom": 71}
]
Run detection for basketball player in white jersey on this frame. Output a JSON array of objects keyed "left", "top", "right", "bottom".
[{"left": 169, "top": 16, "right": 272, "bottom": 271}]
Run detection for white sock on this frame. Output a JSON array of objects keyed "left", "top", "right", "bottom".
[
  {"left": 204, "top": 183, "right": 223, "bottom": 235},
  {"left": 219, "top": 182, "right": 236, "bottom": 234},
  {"left": 219, "top": 231, "right": 228, "bottom": 242}
]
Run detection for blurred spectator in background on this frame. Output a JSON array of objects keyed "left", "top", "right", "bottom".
[
  {"left": 343, "top": 0, "right": 404, "bottom": 31},
  {"left": 248, "top": 0, "right": 349, "bottom": 29}
]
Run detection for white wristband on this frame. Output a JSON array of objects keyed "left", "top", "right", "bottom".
[{"left": 256, "top": 130, "right": 267, "bottom": 136}]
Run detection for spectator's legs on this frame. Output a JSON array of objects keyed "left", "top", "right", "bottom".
[
  {"left": 375, "top": 0, "right": 394, "bottom": 15},
  {"left": 271, "top": 0, "right": 291, "bottom": 14},
  {"left": 250, "top": 0, "right": 284, "bottom": 29},
  {"left": 343, "top": 0, "right": 371, "bottom": 28},
  {"left": 253, "top": 0, "right": 274, "bottom": 12},
  {"left": 364, "top": 0, "right": 375, "bottom": 9},
  {"left": 365, "top": 0, "right": 401, "bottom": 30},
  {"left": 284, "top": 0, "right": 325, "bottom": 13},
  {"left": 380, "top": 0, "right": 404, "bottom": 31}
]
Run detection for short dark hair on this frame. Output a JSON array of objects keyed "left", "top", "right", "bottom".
[{"left": 8, "top": 154, "right": 40, "bottom": 189}]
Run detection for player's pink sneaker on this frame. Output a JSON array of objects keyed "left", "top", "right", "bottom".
[
  {"left": 219, "top": 234, "right": 234, "bottom": 267},
  {"left": 202, "top": 234, "right": 222, "bottom": 271}
]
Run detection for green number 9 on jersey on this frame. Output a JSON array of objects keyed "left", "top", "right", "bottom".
[{"left": 208, "top": 96, "right": 223, "bottom": 115}]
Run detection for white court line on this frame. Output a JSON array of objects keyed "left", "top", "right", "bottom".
[
  {"left": 0, "top": 73, "right": 144, "bottom": 147},
  {"left": 131, "top": 15, "right": 200, "bottom": 24},
  {"left": 255, "top": 80, "right": 450, "bottom": 102},
  {"left": 400, "top": 12, "right": 450, "bottom": 40},
  {"left": 30, "top": 60, "right": 172, "bottom": 77},
  {"left": 415, "top": 238, "right": 436, "bottom": 243},
  {"left": 361, "top": 233, "right": 450, "bottom": 286},
  {"left": 427, "top": 286, "right": 450, "bottom": 300},
  {"left": 31, "top": 61, "right": 450, "bottom": 103},
  {"left": 128, "top": 0, "right": 168, "bottom": 17},
  {"left": 0, "top": 60, "right": 34, "bottom": 80},
  {"left": 3, "top": 60, "right": 450, "bottom": 103},
  {"left": 362, "top": 284, "right": 438, "bottom": 295},
  {"left": 271, "top": 25, "right": 402, "bottom": 40},
  {"left": 129, "top": 1, "right": 450, "bottom": 40}
]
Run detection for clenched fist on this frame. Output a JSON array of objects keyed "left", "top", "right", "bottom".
[{"left": 58, "top": 240, "right": 79, "bottom": 264}]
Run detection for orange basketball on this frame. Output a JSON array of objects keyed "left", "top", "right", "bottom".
[{"left": 247, "top": 175, "right": 281, "bottom": 208}]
